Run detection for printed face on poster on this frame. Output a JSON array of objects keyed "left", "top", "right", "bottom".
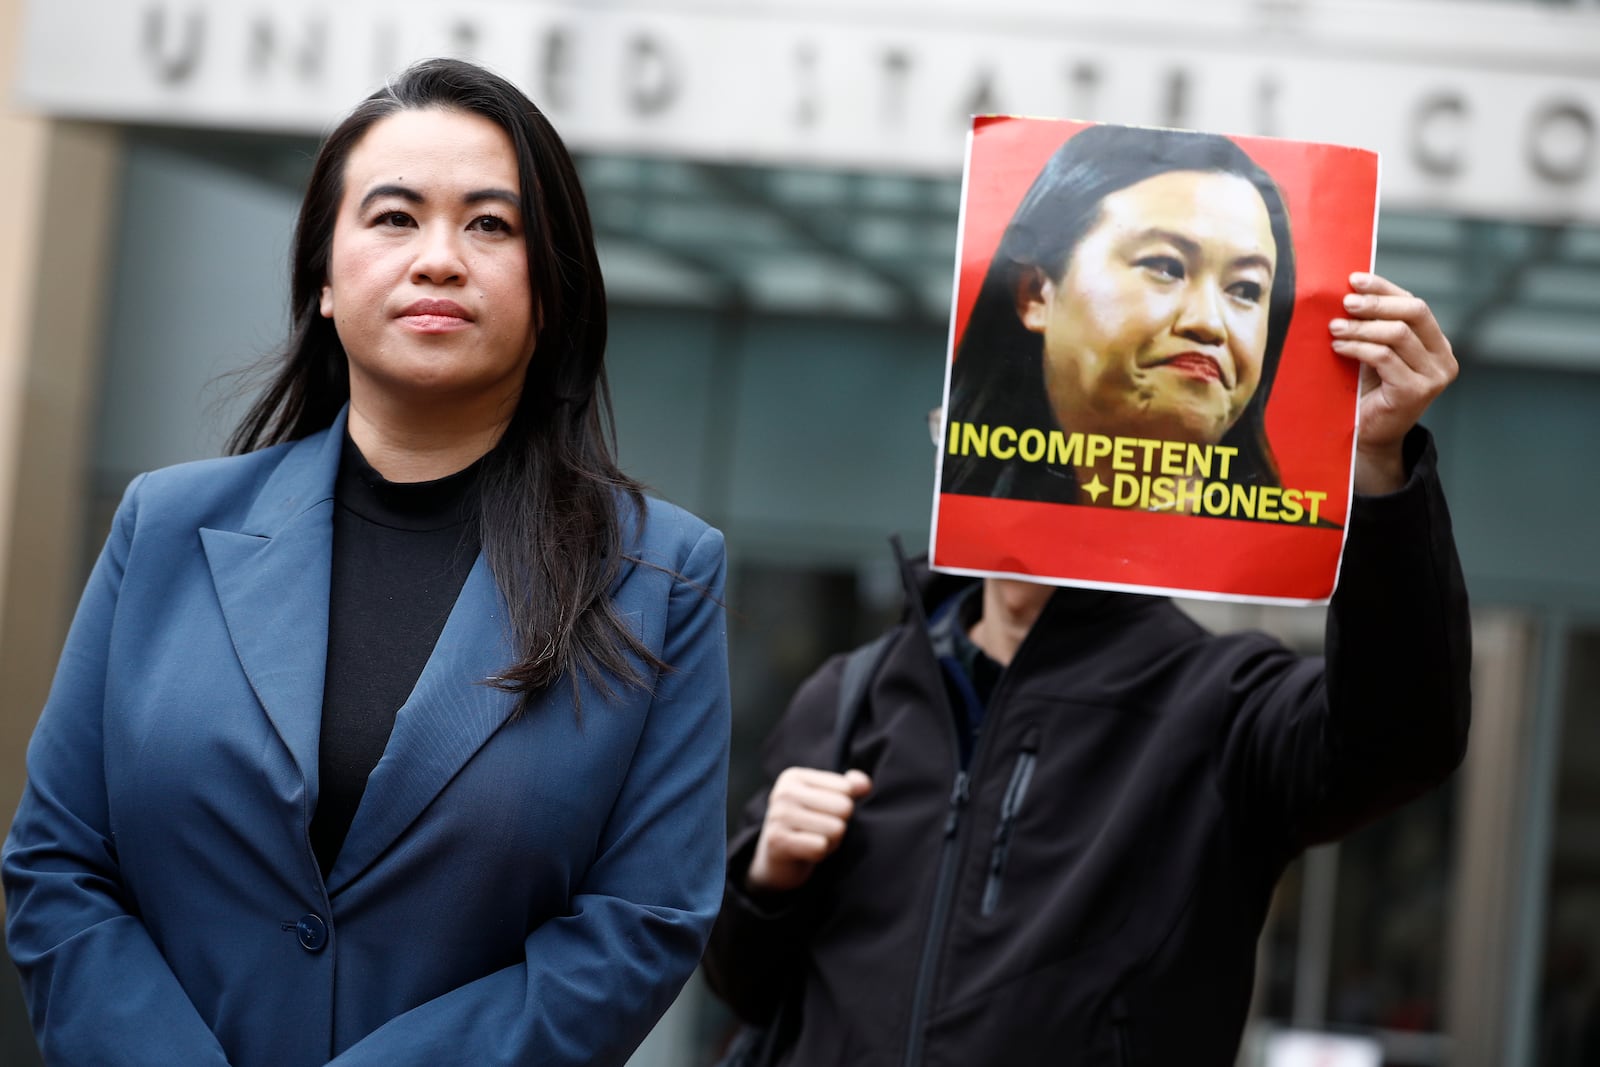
[{"left": 930, "top": 116, "right": 1380, "bottom": 604}]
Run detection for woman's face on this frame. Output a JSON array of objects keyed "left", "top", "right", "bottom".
[
  {"left": 320, "top": 107, "right": 538, "bottom": 420},
  {"left": 1020, "top": 169, "right": 1277, "bottom": 445}
]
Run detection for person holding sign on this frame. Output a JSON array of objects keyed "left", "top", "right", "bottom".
[
  {"left": 942, "top": 124, "right": 1297, "bottom": 507},
  {"left": 3, "top": 58, "right": 730, "bottom": 1067},
  {"left": 704, "top": 256, "right": 1467, "bottom": 1064}
]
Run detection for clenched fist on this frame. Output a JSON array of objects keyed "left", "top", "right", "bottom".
[{"left": 746, "top": 767, "right": 874, "bottom": 893}]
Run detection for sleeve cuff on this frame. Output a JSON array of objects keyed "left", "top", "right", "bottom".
[
  {"left": 723, "top": 833, "right": 808, "bottom": 921},
  {"left": 1349, "top": 424, "right": 1437, "bottom": 526}
]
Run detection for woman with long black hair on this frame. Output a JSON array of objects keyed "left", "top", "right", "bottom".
[{"left": 5, "top": 58, "right": 729, "bottom": 1067}]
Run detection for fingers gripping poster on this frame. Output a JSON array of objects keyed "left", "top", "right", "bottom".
[{"left": 930, "top": 116, "right": 1380, "bottom": 604}]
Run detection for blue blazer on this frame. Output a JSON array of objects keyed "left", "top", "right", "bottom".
[{"left": 3, "top": 415, "right": 731, "bottom": 1067}]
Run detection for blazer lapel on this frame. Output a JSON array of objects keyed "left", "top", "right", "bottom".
[
  {"left": 325, "top": 553, "right": 524, "bottom": 893},
  {"left": 200, "top": 419, "right": 344, "bottom": 800}
]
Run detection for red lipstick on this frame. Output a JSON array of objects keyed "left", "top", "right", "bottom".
[{"left": 1160, "top": 353, "right": 1224, "bottom": 385}]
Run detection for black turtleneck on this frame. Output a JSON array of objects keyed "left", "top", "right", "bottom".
[{"left": 310, "top": 433, "right": 484, "bottom": 878}]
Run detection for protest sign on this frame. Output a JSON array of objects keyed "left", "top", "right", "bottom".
[{"left": 931, "top": 115, "right": 1379, "bottom": 603}]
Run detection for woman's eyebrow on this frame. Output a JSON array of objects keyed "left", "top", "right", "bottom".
[
  {"left": 1135, "top": 227, "right": 1202, "bottom": 258},
  {"left": 1132, "top": 227, "right": 1274, "bottom": 276},
  {"left": 357, "top": 185, "right": 520, "bottom": 213},
  {"left": 463, "top": 188, "right": 520, "bottom": 209},
  {"left": 1229, "top": 252, "right": 1275, "bottom": 276},
  {"left": 359, "top": 183, "right": 422, "bottom": 213}
]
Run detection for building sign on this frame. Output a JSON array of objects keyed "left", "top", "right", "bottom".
[{"left": 15, "top": 0, "right": 1600, "bottom": 223}]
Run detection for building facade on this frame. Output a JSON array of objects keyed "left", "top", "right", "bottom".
[{"left": 4, "top": 2, "right": 1600, "bottom": 1065}]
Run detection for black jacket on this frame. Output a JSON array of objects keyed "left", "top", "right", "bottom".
[{"left": 704, "top": 428, "right": 1471, "bottom": 1067}]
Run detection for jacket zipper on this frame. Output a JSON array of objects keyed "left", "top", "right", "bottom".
[
  {"left": 980, "top": 726, "right": 1040, "bottom": 917},
  {"left": 893, "top": 557, "right": 1055, "bottom": 1067},
  {"left": 902, "top": 768, "right": 969, "bottom": 1067}
]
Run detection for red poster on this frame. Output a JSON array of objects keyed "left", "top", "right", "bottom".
[{"left": 931, "top": 116, "right": 1380, "bottom": 604}]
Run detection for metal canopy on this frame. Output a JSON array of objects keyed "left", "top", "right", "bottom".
[
  {"left": 141, "top": 126, "right": 1600, "bottom": 371},
  {"left": 580, "top": 153, "right": 1600, "bottom": 371}
]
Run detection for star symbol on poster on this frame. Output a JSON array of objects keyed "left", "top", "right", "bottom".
[{"left": 1082, "top": 475, "right": 1108, "bottom": 502}]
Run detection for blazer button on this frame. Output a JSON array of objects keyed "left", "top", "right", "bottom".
[{"left": 295, "top": 913, "right": 328, "bottom": 952}]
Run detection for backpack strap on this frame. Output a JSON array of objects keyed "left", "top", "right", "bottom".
[
  {"left": 710, "top": 628, "right": 900, "bottom": 1067},
  {"left": 828, "top": 629, "right": 898, "bottom": 773}
]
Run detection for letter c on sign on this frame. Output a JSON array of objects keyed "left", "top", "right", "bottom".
[
  {"left": 1526, "top": 100, "right": 1596, "bottom": 185},
  {"left": 1411, "top": 92, "right": 1468, "bottom": 178}
]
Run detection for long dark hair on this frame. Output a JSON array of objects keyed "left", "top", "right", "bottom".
[
  {"left": 228, "top": 57, "right": 659, "bottom": 704},
  {"left": 943, "top": 124, "right": 1297, "bottom": 502}
]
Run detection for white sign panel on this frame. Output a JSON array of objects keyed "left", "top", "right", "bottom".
[
  {"left": 15, "top": 0, "right": 1600, "bottom": 223},
  {"left": 1262, "top": 1030, "right": 1383, "bottom": 1067}
]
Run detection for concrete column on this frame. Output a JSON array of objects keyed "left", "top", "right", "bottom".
[
  {"left": 1443, "top": 610, "right": 1540, "bottom": 1066},
  {"left": 0, "top": 0, "right": 123, "bottom": 855}
]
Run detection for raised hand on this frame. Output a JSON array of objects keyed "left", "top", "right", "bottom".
[{"left": 1330, "top": 271, "right": 1459, "bottom": 494}]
